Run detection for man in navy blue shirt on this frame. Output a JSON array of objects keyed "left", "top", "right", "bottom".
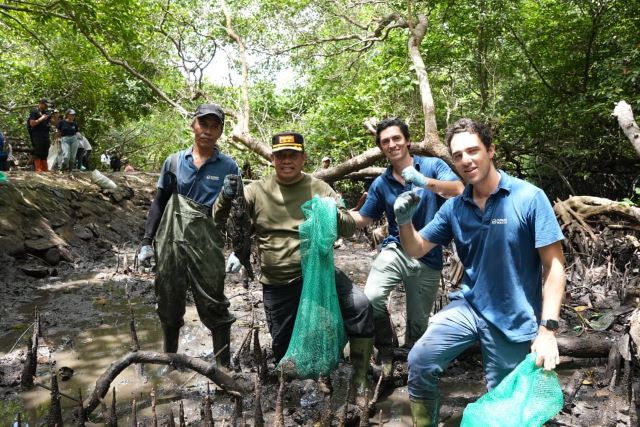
[
  {"left": 349, "top": 117, "right": 463, "bottom": 378},
  {"left": 395, "top": 118, "right": 566, "bottom": 425},
  {"left": 137, "top": 104, "right": 239, "bottom": 369}
]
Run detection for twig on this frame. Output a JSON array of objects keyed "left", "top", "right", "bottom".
[{"left": 8, "top": 322, "right": 34, "bottom": 353}]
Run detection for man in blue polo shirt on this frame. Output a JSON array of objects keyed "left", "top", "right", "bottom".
[
  {"left": 137, "top": 104, "right": 239, "bottom": 369},
  {"left": 349, "top": 117, "right": 463, "bottom": 378},
  {"left": 395, "top": 118, "right": 566, "bottom": 425}
]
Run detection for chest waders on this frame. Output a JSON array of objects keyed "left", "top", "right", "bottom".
[{"left": 154, "top": 173, "right": 234, "bottom": 367}]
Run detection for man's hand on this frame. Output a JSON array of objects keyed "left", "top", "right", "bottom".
[
  {"left": 530, "top": 328, "right": 560, "bottom": 370},
  {"left": 137, "top": 245, "right": 154, "bottom": 267},
  {"left": 226, "top": 252, "right": 242, "bottom": 273},
  {"left": 401, "top": 166, "right": 428, "bottom": 188},
  {"left": 223, "top": 175, "right": 241, "bottom": 199},
  {"left": 393, "top": 191, "right": 421, "bottom": 225}
]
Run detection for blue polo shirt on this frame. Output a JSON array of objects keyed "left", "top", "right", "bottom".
[
  {"left": 157, "top": 147, "right": 240, "bottom": 208},
  {"left": 360, "top": 156, "right": 460, "bottom": 270},
  {"left": 419, "top": 171, "right": 564, "bottom": 342}
]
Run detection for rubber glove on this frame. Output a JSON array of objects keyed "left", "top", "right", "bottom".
[
  {"left": 226, "top": 252, "right": 242, "bottom": 273},
  {"left": 222, "top": 175, "right": 240, "bottom": 199},
  {"left": 138, "top": 245, "right": 154, "bottom": 267},
  {"left": 401, "top": 166, "right": 428, "bottom": 188},
  {"left": 394, "top": 191, "right": 422, "bottom": 225}
]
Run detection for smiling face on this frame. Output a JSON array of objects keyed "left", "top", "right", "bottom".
[
  {"left": 272, "top": 149, "right": 306, "bottom": 184},
  {"left": 450, "top": 131, "right": 495, "bottom": 185},
  {"left": 191, "top": 115, "right": 223, "bottom": 152},
  {"left": 378, "top": 125, "right": 411, "bottom": 164}
]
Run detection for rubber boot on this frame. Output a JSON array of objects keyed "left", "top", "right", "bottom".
[
  {"left": 212, "top": 324, "right": 231, "bottom": 369},
  {"left": 410, "top": 397, "right": 439, "bottom": 427},
  {"left": 162, "top": 324, "right": 180, "bottom": 353},
  {"left": 350, "top": 336, "right": 374, "bottom": 407},
  {"left": 374, "top": 316, "right": 395, "bottom": 377},
  {"left": 350, "top": 336, "right": 374, "bottom": 390}
]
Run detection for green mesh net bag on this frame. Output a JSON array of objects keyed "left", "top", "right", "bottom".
[
  {"left": 278, "top": 195, "right": 346, "bottom": 378},
  {"left": 461, "top": 353, "right": 564, "bottom": 427}
]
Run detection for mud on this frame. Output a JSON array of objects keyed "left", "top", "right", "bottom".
[{"left": 0, "top": 171, "right": 636, "bottom": 426}]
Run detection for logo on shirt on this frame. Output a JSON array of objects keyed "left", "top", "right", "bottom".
[
  {"left": 491, "top": 218, "right": 507, "bottom": 225},
  {"left": 206, "top": 176, "right": 220, "bottom": 181}
]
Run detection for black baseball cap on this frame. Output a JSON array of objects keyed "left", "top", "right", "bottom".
[
  {"left": 272, "top": 132, "right": 304, "bottom": 152},
  {"left": 39, "top": 98, "right": 51, "bottom": 105},
  {"left": 193, "top": 104, "right": 225, "bottom": 122}
]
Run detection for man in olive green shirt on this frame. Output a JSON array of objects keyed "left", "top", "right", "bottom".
[{"left": 215, "top": 132, "right": 374, "bottom": 394}]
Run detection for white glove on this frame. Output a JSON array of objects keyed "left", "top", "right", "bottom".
[
  {"left": 138, "top": 245, "right": 154, "bottom": 267},
  {"left": 226, "top": 252, "right": 242, "bottom": 273}
]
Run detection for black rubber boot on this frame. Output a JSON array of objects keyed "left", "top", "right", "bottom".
[
  {"left": 374, "top": 316, "right": 395, "bottom": 377},
  {"left": 162, "top": 324, "right": 180, "bottom": 353},
  {"left": 212, "top": 324, "right": 231, "bottom": 369},
  {"left": 410, "top": 397, "right": 439, "bottom": 427}
]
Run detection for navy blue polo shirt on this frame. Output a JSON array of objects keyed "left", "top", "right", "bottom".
[
  {"left": 157, "top": 147, "right": 240, "bottom": 208},
  {"left": 359, "top": 156, "right": 460, "bottom": 270},
  {"left": 419, "top": 171, "right": 564, "bottom": 342}
]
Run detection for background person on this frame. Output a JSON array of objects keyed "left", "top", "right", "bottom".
[
  {"left": 57, "top": 109, "right": 80, "bottom": 171},
  {"left": 137, "top": 104, "right": 239, "bottom": 368},
  {"left": 349, "top": 117, "right": 463, "bottom": 378},
  {"left": 394, "top": 118, "right": 566, "bottom": 425},
  {"left": 27, "top": 98, "right": 53, "bottom": 172}
]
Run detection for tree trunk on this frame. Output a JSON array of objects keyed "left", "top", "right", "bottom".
[{"left": 613, "top": 100, "right": 640, "bottom": 158}]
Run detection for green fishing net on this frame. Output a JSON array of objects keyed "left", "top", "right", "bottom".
[
  {"left": 278, "top": 195, "right": 346, "bottom": 378},
  {"left": 461, "top": 353, "right": 564, "bottom": 427}
]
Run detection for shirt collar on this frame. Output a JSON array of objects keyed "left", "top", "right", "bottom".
[
  {"left": 383, "top": 156, "right": 420, "bottom": 182},
  {"left": 461, "top": 169, "right": 511, "bottom": 203},
  {"left": 185, "top": 146, "right": 219, "bottom": 163}
]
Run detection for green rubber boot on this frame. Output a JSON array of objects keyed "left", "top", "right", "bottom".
[
  {"left": 410, "top": 397, "right": 439, "bottom": 427},
  {"left": 350, "top": 336, "right": 374, "bottom": 390},
  {"left": 374, "top": 316, "right": 395, "bottom": 377}
]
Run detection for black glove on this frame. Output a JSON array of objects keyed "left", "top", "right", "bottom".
[{"left": 222, "top": 174, "right": 241, "bottom": 199}]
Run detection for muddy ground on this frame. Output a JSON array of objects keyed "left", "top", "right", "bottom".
[{"left": 0, "top": 171, "right": 637, "bottom": 426}]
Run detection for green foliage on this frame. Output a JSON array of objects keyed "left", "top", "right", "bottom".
[{"left": 0, "top": 0, "right": 638, "bottom": 201}]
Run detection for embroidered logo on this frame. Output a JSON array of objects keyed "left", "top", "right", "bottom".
[
  {"left": 491, "top": 218, "right": 507, "bottom": 225},
  {"left": 206, "top": 175, "right": 220, "bottom": 181}
]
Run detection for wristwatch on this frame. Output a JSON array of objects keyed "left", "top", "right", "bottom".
[{"left": 540, "top": 319, "right": 559, "bottom": 331}]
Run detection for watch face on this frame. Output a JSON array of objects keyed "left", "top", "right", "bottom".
[{"left": 542, "top": 319, "right": 559, "bottom": 330}]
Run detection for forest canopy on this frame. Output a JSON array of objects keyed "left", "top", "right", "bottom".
[{"left": 0, "top": 0, "right": 639, "bottom": 201}]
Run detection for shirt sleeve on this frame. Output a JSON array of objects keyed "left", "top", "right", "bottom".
[
  {"left": 156, "top": 156, "right": 173, "bottom": 190},
  {"left": 419, "top": 198, "right": 454, "bottom": 246},
  {"left": 358, "top": 179, "right": 384, "bottom": 220},
  {"left": 529, "top": 190, "right": 565, "bottom": 248},
  {"left": 431, "top": 158, "right": 460, "bottom": 181}
]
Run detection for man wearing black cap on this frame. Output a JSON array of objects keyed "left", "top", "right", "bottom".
[
  {"left": 137, "top": 104, "right": 239, "bottom": 368},
  {"left": 27, "top": 98, "right": 53, "bottom": 171},
  {"left": 214, "top": 132, "right": 375, "bottom": 399}
]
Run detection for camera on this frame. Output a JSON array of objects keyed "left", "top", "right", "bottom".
[{"left": 45, "top": 104, "right": 57, "bottom": 117}]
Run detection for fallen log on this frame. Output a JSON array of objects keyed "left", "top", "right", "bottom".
[{"left": 81, "top": 351, "right": 248, "bottom": 416}]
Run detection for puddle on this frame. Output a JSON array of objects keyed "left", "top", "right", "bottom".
[{"left": 0, "top": 273, "right": 222, "bottom": 425}]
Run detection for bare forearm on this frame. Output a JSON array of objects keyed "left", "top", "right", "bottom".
[
  {"left": 398, "top": 223, "right": 434, "bottom": 258},
  {"left": 348, "top": 210, "right": 373, "bottom": 229},
  {"left": 541, "top": 256, "right": 565, "bottom": 321},
  {"left": 426, "top": 179, "right": 464, "bottom": 199}
]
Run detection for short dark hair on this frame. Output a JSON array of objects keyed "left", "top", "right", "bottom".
[
  {"left": 375, "top": 117, "right": 410, "bottom": 146},
  {"left": 444, "top": 118, "right": 492, "bottom": 151}
]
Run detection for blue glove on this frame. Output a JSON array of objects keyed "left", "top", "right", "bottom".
[
  {"left": 222, "top": 175, "right": 241, "bottom": 199},
  {"left": 401, "top": 166, "right": 428, "bottom": 188},
  {"left": 137, "top": 245, "right": 154, "bottom": 267},
  {"left": 394, "top": 191, "right": 421, "bottom": 225},
  {"left": 226, "top": 252, "right": 242, "bottom": 273}
]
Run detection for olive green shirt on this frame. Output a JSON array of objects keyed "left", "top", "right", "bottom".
[{"left": 214, "top": 173, "right": 355, "bottom": 285}]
